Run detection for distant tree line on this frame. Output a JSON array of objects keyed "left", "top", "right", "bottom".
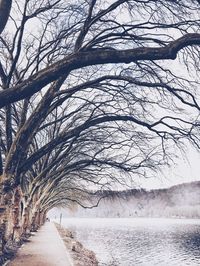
[{"left": 68, "top": 182, "right": 200, "bottom": 218}]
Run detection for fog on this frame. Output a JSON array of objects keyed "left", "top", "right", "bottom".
[{"left": 48, "top": 181, "right": 200, "bottom": 220}]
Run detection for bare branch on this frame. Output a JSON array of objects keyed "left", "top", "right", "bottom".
[{"left": 0, "top": 33, "right": 200, "bottom": 108}]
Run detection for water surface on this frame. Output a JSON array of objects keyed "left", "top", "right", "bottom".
[{"left": 61, "top": 218, "right": 200, "bottom": 266}]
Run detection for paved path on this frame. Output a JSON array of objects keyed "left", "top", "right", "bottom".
[{"left": 8, "top": 222, "right": 73, "bottom": 266}]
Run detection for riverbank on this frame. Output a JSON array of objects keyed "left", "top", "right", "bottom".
[
  {"left": 55, "top": 223, "right": 98, "bottom": 266},
  {"left": 58, "top": 217, "right": 200, "bottom": 266}
]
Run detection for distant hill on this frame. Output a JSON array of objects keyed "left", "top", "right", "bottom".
[{"left": 60, "top": 181, "right": 200, "bottom": 218}]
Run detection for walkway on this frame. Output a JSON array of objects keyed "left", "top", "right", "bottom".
[{"left": 8, "top": 222, "right": 73, "bottom": 266}]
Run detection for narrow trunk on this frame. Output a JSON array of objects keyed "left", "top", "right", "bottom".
[
  {"left": 31, "top": 211, "right": 39, "bottom": 232},
  {"left": 0, "top": 205, "right": 6, "bottom": 257},
  {"left": 39, "top": 209, "right": 47, "bottom": 226},
  {"left": 22, "top": 205, "right": 32, "bottom": 236},
  {"left": 12, "top": 186, "right": 23, "bottom": 242}
]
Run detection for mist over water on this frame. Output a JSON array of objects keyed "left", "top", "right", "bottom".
[
  {"left": 62, "top": 218, "right": 200, "bottom": 266},
  {"left": 49, "top": 183, "right": 200, "bottom": 265},
  {"left": 54, "top": 182, "right": 200, "bottom": 219}
]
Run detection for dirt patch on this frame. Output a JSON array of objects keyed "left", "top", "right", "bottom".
[{"left": 55, "top": 223, "right": 98, "bottom": 266}]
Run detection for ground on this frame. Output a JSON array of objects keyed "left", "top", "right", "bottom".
[{"left": 8, "top": 222, "right": 73, "bottom": 266}]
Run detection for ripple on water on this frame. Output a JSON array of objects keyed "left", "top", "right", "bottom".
[{"left": 61, "top": 218, "right": 200, "bottom": 266}]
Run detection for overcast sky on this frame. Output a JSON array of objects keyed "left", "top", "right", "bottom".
[{"left": 138, "top": 145, "right": 200, "bottom": 190}]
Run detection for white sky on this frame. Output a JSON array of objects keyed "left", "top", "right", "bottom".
[{"left": 138, "top": 145, "right": 200, "bottom": 190}]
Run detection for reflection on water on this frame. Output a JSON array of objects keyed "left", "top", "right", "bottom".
[{"left": 61, "top": 218, "right": 200, "bottom": 266}]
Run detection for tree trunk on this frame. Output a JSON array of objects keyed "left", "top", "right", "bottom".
[
  {"left": 0, "top": 0, "right": 12, "bottom": 34},
  {"left": 31, "top": 211, "right": 39, "bottom": 232},
  {"left": 39, "top": 209, "right": 47, "bottom": 226},
  {"left": 0, "top": 184, "right": 23, "bottom": 258},
  {"left": 12, "top": 186, "right": 23, "bottom": 242},
  {"left": 0, "top": 205, "right": 6, "bottom": 258},
  {"left": 22, "top": 205, "right": 32, "bottom": 237}
]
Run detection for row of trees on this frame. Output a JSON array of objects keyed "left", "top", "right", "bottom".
[{"left": 0, "top": 0, "right": 200, "bottom": 261}]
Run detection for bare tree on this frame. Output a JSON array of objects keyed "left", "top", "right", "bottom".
[
  {"left": 18, "top": 103, "right": 164, "bottom": 234},
  {"left": 0, "top": 0, "right": 200, "bottom": 261}
]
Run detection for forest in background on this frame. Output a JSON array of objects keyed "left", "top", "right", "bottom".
[{"left": 60, "top": 181, "right": 200, "bottom": 218}]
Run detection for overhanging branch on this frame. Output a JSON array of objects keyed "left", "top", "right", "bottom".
[{"left": 0, "top": 33, "right": 199, "bottom": 108}]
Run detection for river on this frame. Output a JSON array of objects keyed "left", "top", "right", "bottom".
[{"left": 61, "top": 218, "right": 200, "bottom": 266}]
